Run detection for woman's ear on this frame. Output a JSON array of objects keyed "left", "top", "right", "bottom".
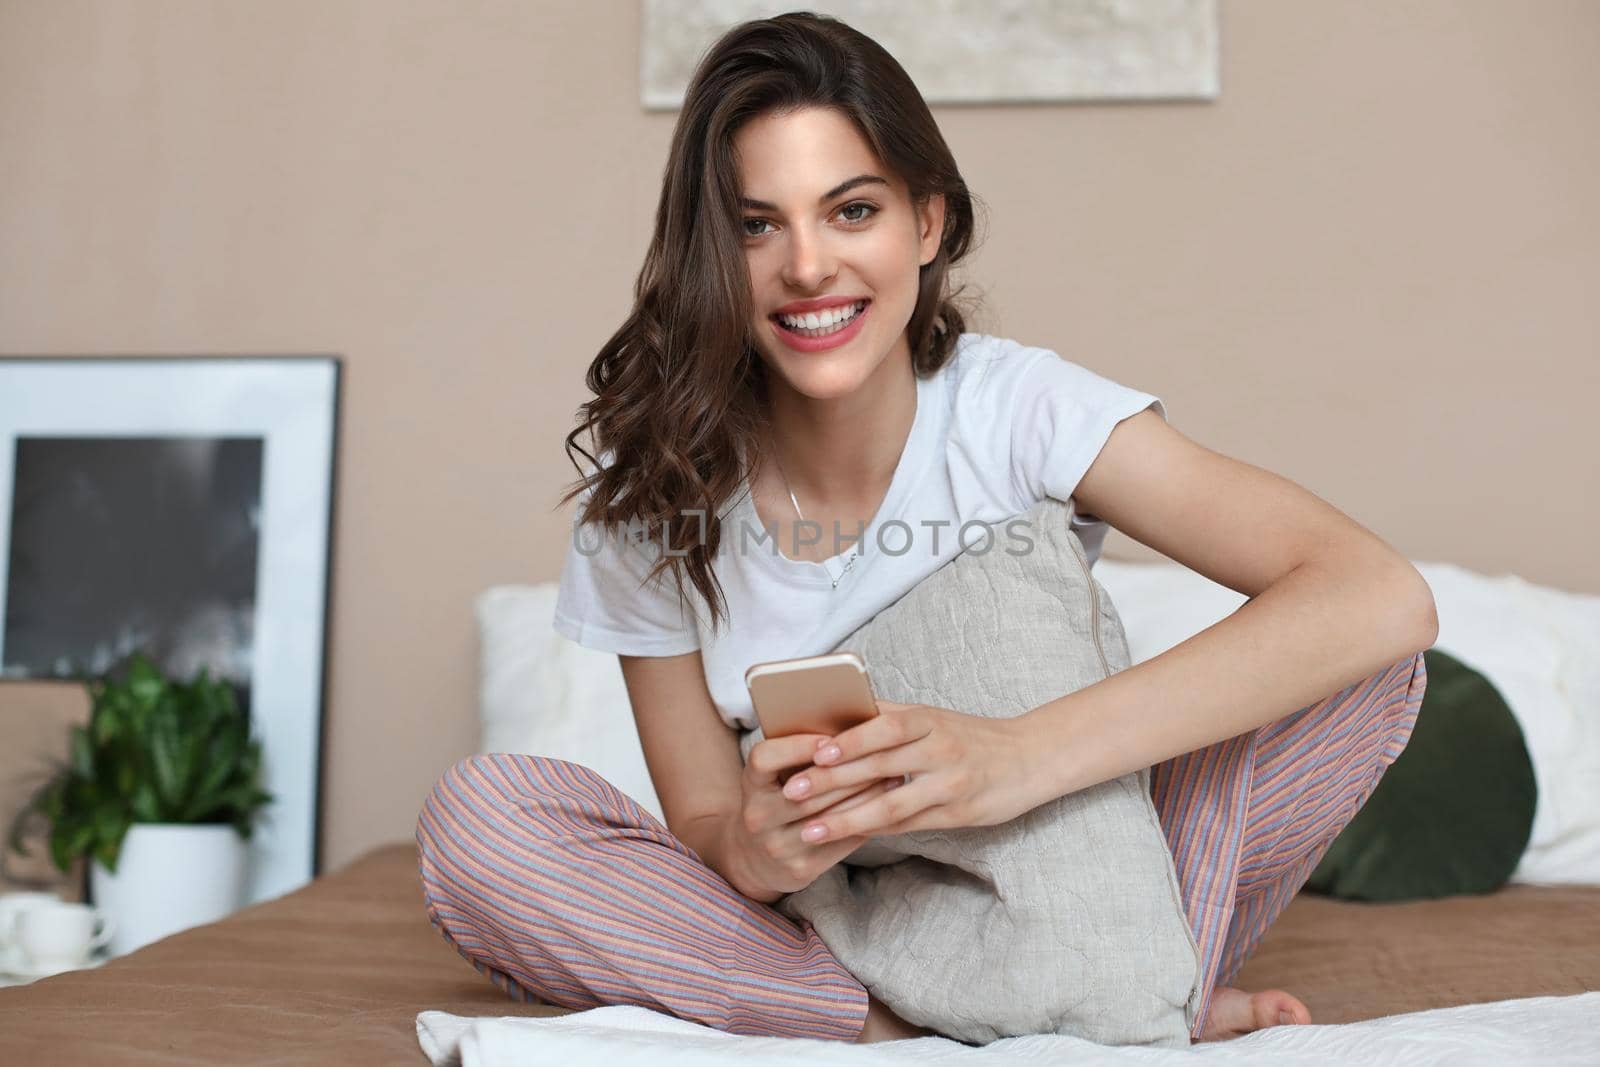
[{"left": 917, "top": 193, "right": 947, "bottom": 266}]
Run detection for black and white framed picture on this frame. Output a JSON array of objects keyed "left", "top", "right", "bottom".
[{"left": 0, "top": 356, "right": 340, "bottom": 905}]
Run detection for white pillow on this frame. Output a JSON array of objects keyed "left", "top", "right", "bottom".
[
  {"left": 1092, "top": 558, "right": 1600, "bottom": 887},
  {"left": 478, "top": 559, "right": 1600, "bottom": 886},
  {"left": 475, "top": 585, "right": 664, "bottom": 824}
]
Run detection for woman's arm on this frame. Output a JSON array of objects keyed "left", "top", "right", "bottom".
[
  {"left": 618, "top": 652, "right": 746, "bottom": 874},
  {"left": 1013, "top": 409, "right": 1439, "bottom": 811}
]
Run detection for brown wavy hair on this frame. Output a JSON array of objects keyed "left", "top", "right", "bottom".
[{"left": 559, "top": 10, "right": 982, "bottom": 637}]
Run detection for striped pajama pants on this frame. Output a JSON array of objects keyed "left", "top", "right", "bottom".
[{"left": 415, "top": 651, "right": 1427, "bottom": 1044}]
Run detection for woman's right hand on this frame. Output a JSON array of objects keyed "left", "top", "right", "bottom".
[{"left": 721, "top": 733, "right": 904, "bottom": 904}]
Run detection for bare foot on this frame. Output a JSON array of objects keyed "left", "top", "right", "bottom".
[
  {"left": 853, "top": 991, "right": 936, "bottom": 1043},
  {"left": 1196, "top": 985, "right": 1312, "bottom": 1042}
]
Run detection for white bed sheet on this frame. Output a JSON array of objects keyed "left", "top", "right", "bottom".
[{"left": 418, "top": 992, "right": 1600, "bottom": 1066}]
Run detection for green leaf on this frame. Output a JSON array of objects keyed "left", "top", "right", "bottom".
[
  {"left": 48, "top": 833, "right": 71, "bottom": 874},
  {"left": 93, "top": 836, "right": 121, "bottom": 873},
  {"left": 94, "top": 806, "right": 126, "bottom": 847},
  {"left": 127, "top": 653, "right": 165, "bottom": 707},
  {"left": 175, "top": 717, "right": 205, "bottom": 804},
  {"left": 67, "top": 824, "right": 94, "bottom": 855},
  {"left": 194, "top": 726, "right": 243, "bottom": 802},
  {"left": 149, "top": 697, "right": 184, "bottom": 808},
  {"left": 130, "top": 782, "right": 162, "bottom": 822},
  {"left": 71, "top": 725, "right": 97, "bottom": 778}
]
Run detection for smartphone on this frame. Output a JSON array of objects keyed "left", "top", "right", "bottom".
[{"left": 744, "top": 651, "right": 879, "bottom": 740}]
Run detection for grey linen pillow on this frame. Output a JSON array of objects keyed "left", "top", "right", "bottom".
[{"left": 737, "top": 495, "right": 1202, "bottom": 1047}]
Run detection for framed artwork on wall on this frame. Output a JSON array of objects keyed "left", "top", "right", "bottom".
[
  {"left": 0, "top": 356, "right": 341, "bottom": 906},
  {"left": 640, "top": 0, "right": 1221, "bottom": 108}
]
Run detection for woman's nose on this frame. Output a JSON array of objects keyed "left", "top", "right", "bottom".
[{"left": 781, "top": 228, "right": 837, "bottom": 291}]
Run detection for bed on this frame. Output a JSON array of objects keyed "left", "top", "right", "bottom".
[
  {"left": 3, "top": 558, "right": 1597, "bottom": 1061},
  {"left": 0, "top": 839, "right": 1595, "bottom": 1063}
]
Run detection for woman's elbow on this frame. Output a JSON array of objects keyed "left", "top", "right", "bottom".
[{"left": 1395, "top": 560, "right": 1439, "bottom": 655}]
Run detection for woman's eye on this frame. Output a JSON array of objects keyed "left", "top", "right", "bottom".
[
  {"left": 839, "top": 201, "right": 876, "bottom": 224},
  {"left": 742, "top": 218, "right": 772, "bottom": 238}
]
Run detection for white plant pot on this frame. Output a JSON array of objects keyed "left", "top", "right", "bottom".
[{"left": 89, "top": 823, "right": 249, "bottom": 957}]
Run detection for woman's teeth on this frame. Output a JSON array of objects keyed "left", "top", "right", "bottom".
[{"left": 777, "top": 300, "right": 866, "bottom": 336}]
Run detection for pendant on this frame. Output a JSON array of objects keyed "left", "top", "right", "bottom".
[{"left": 831, "top": 551, "right": 859, "bottom": 589}]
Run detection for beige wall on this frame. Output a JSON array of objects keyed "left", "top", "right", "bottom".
[{"left": 2, "top": 1, "right": 1595, "bottom": 879}]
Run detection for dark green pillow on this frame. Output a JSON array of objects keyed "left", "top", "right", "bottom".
[{"left": 1303, "top": 647, "right": 1536, "bottom": 901}]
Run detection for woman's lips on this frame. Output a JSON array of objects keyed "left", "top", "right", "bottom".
[{"left": 770, "top": 300, "right": 870, "bottom": 353}]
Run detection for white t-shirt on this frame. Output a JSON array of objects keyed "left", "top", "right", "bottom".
[{"left": 552, "top": 332, "right": 1167, "bottom": 733}]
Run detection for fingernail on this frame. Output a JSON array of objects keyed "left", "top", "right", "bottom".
[
  {"left": 816, "top": 737, "right": 830, "bottom": 749},
  {"left": 818, "top": 745, "right": 841, "bottom": 763},
  {"left": 1278, "top": 1011, "right": 1291, "bottom": 1024},
  {"left": 802, "top": 824, "right": 827, "bottom": 842},
  {"left": 884, "top": 777, "right": 903, "bottom": 789},
  {"left": 785, "top": 777, "right": 811, "bottom": 798}
]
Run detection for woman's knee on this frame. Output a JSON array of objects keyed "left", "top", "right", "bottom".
[
  {"left": 415, "top": 755, "right": 610, "bottom": 916},
  {"left": 417, "top": 754, "right": 609, "bottom": 846}
]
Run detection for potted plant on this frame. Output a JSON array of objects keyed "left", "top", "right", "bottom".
[{"left": 4, "top": 651, "right": 274, "bottom": 957}]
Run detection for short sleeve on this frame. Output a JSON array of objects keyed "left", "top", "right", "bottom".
[
  {"left": 551, "top": 488, "right": 701, "bottom": 657},
  {"left": 1009, "top": 349, "right": 1167, "bottom": 520}
]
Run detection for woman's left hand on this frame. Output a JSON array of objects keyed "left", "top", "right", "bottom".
[{"left": 781, "top": 699, "right": 1043, "bottom": 844}]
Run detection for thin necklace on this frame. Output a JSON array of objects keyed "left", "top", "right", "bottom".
[{"left": 771, "top": 446, "right": 861, "bottom": 590}]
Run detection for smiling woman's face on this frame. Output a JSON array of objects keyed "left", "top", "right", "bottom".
[{"left": 734, "top": 106, "right": 943, "bottom": 402}]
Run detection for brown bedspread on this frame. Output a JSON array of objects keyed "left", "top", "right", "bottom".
[{"left": 2, "top": 842, "right": 1595, "bottom": 1064}]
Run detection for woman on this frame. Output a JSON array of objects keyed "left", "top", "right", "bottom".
[{"left": 416, "top": 12, "right": 1434, "bottom": 1045}]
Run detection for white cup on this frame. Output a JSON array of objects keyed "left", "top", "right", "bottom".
[
  {"left": 0, "top": 891, "right": 64, "bottom": 950},
  {"left": 11, "top": 902, "right": 115, "bottom": 970}
]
